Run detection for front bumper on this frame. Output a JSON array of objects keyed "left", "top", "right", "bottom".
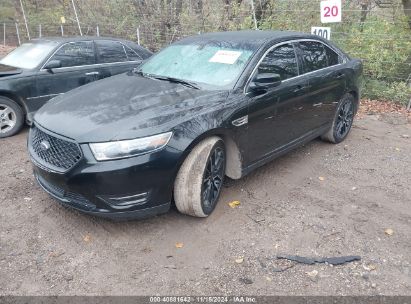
[
  {"left": 30, "top": 129, "right": 182, "bottom": 220},
  {"left": 34, "top": 172, "right": 170, "bottom": 220}
]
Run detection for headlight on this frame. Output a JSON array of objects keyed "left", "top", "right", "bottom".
[{"left": 89, "top": 132, "right": 172, "bottom": 161}]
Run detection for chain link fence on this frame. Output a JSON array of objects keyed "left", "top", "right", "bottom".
[{"left": 1, "top": 0, "right": 411, "bottom": 105}]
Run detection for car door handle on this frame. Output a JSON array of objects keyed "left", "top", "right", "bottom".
[
  {"left": 293, "top": 85, "right": 308, "bottom": 93},
  {"left": 335, "top": 73, "right": 344, "bottom": 79},
  {"left": 85, "top": 72, "right": 99, "bottom": 76}
]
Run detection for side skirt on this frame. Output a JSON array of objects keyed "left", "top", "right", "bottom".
[{"left": 241, "top": 125, "right": 329, "bottom": 177}]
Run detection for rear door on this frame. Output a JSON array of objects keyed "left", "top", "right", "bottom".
[
  {"left": 296, "top": 40, "right": 346, "bottom": 127},
  {"left": 34, "top": 41, "right": 98, "bottom": 111},
  {"left": 94, "top": 40, "right": 142, "bottom": 80}
]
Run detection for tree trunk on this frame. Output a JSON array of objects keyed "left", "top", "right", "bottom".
[
  {"left": 403, "top": 0, "right": 411, "bottom": 29},
  {"left": 359, "top": 0, "right": 371, "bottom": 32}
]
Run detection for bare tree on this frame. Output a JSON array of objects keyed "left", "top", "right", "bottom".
[{"left": 403, "top": 0, "right": 411, "bottom": 29}]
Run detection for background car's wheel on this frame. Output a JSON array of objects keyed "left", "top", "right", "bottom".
[
  {"left": 174, "top": 136, "right": 226, "bottom": 217},
  {"left": 0, "top": 97, "right": 24, "bottom": 138},
  {"left": 321, "top": 94, "right": 355, "bottom": 144}
]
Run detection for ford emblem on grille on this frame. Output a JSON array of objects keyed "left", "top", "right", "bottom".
[
  {"left": 40, "top": 140, "right": 51, "bottom": 151},
  {"left": 30, "top": 126, "right": 82, "bottom": 172}
]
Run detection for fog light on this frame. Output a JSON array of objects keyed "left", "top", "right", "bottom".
[{"left": 99, "top": 192, "right": 149, "bottom": 210}]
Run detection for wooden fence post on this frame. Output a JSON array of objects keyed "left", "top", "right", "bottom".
[
  {"left": 15, "top": 23, "right": 21, "bottom": 46},
  {"left": 251, "top": 0, "right": 258, "bottom": 30}
]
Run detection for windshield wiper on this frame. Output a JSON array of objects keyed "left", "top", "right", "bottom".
[
  {"left": 133, "top": 69, "right": 150, "bottom": 77},
  {"left": 132, "top": 70, "right": 200, "bottom": 90},
  {"left": 150, "top": 75, "right": 201, "bottom": 90}
]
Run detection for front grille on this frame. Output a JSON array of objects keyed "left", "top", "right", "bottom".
[
  {"left": 30, "top": 125, "right": 82, "bottom": 172},
  {"left": 36, "top": 174, "right": 96, "bottom": 210}
]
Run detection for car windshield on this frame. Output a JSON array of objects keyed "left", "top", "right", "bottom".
[
  {"left": 0, "top": 41, "right": 58, "bottom": 69},
  {"left": 138, "top": 41, "right": 256, "bottom": 89}
]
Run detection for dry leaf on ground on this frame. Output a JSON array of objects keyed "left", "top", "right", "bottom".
[
  {"left": 83, "top": 234, "right": 91, "bottom": 243},
  {"left": 384, "top": 228, "right": 394, "bottom": 236},
  {"left": 228, "top": 200, "right": 241, "bottom": 208},
  {"left": 235, "top": 257, "right": 244, "bottom": 264},
  {"left": 357, "top": 99, "right": 411, "bottom": 120}
]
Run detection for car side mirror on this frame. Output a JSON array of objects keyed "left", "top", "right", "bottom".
[
  {"left": 44, "top": 60, "right": 61, "bottom": 71},
  {"left": 249, "top": 73, "right": 282, "bottom": 93}
]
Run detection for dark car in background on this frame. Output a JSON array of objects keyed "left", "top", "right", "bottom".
[
  {"left": 29, "top": 30, "right": 362, "bottom": 220},
  {"left": 0, "top": 37, "right": 152, "bottom": 137}
]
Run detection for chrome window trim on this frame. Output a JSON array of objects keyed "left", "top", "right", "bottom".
[
  {"left": 121, "top": 44, "right": 128, "bottom": 61},
  {"left": 243, "top": 38, "right": 346, "bottom": 94},
  {"left": 40, "top": 40, "right": 142, "bottom": 71},
  {"left": 121, "top": 43, "right": 143, "bottom": 61},
  {"left": 40, "top": 60, "right": 142, "bottom": 72},
  {"left": 95, "top": 40, "right": 131, "bottom": 65},
  {"left": 26, "top": 93, "right": 63, "bottom": 100}
]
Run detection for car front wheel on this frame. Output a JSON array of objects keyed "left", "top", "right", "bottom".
[
  {"left": 174, "top": 136, "right": 226, "bottom": 217},
  {"left": 0, "top": 97, "right": 24, "bottom": 138}
]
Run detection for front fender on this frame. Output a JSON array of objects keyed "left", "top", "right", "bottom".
[{"left": 169, "top": 91, "right": 248, "bottom": 180}]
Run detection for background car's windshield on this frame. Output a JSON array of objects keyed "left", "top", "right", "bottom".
[
  {"left": 0, "top": 42, "right": 57, "bottom": 69},
  {"left": 139, "top": 42, "right": 255, "bottom": 89}
]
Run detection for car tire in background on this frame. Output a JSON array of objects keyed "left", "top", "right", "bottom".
[
  {"left": 321, "top": 93, "right": 356, "bottom": 144},
  {"left": 0, "top": 96, "right": 24, "bottom": 138},
  {"left": 174, "top": 136, "right": 226, "bottom": 217}
]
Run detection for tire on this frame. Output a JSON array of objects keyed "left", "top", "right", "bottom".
[
  {"left": 321, "top": 94, "right": 355, "bottom": 144},
  {"left": 174, "top": 137, "right": 226, "bottom": 217},
  {"left": 0, "top": 97, "right": 24, "bottom": 138}
]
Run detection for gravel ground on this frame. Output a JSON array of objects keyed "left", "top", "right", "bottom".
[{"left": 0, "top": 113, "right": 410, "bottom": 296}]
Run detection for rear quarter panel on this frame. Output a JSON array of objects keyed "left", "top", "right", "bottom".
[{"left": 344, "top": 58, "right": 363, "bottom": 112}]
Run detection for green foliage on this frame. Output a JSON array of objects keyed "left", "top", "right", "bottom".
[
  {"left": 334, "top": 15, "right": 411, "bottom": 105},
  {"left": 363, "top": 78, "right": 411, "bottom": 105},
  {"left": 336, "top": 16, "right": 411, "bottom": 80},
  {"left": 1, "top": 0, "right": 410, "bottom": 105},
  {"left": 246, "top": 0, "right": 411, "bottom": 105},
  {"left": 0, "top": 0, "right": 16, "bottom": 21}
]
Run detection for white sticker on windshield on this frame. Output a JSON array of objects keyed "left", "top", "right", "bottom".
[
  {"left": 209, "top": 50, "right": 242, "bottom": 65},
  {"left": 25, "top": 47, "right": 44, "bottom": 59}
]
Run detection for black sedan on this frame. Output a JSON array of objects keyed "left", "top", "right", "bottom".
[
  {"left": 0, "top": 37, "right": 152, "bottom": 137},
  {"left": 28, "top": 31, "right": 362, "bottom": 219}
]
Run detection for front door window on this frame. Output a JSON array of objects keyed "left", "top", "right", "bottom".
[{"left": 49, "top": 41, "right": 95, "bottom": 68}]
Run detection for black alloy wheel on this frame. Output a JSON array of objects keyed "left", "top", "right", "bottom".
[
  {"left": 334, "top": 98, "right": 354, "bottom": 141},
  {"left": 201, "top": 143, "right": 225, "bottom": 214}
]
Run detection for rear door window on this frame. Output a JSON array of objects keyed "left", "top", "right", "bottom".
[
  {"left": 298, "top": 41, "right": 328, "bottom": 73},
  {"left": 49, "top": 41, "right": 95, "bottom": 68},
  {"left": 124, "top": 46, "right": 142, "bottom": 61},
  {"left": 324, "top": 45, "right": 340, "bottom": 66},
  {"left": 258, "top": 43, "right": 298, "bottom": 80},
  {"left": 96, "top": 40, "right": 128, "bottom": 64}
]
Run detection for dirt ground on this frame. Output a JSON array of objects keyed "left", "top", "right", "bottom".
[
  {"left": 0, "top": 45, "right": 15, "bottom": 58},
  {"left": 0, "top": 112, "right": 410, "bottom": 296}
]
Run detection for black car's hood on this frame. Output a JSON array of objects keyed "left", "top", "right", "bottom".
[
  {"left": 0, "top": 64, "right": 23, "bottom": 77},
  {"left": 35, "top": 73, "right": 228, "bottom": 143}
]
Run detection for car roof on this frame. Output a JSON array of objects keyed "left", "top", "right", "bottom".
[
  {"left": 178, "top": 30, "right": 316, "bottom": 46},
  {"left": 30, "top": 36, "right": 135, "bottom": 44}
]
